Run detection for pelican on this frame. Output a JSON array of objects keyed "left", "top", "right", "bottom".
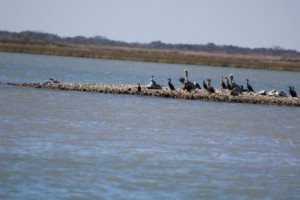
[
  {"left": 289, "top": 86, "right": 297, "bottom": 97},
  {"left": 246, "top": 79, "right": 254, "bottom": 92},
  {"left": 168, "top": 78, "right": 175, "bottom": 90},
  {"left": 179, "top": 69, "right": 196, "bottom": 91},
  {"left": 221, "top": 76, "right": 226, "bottom": 89},
  {"left": 206, "top": 79, "right": 215, "bottom": 93},
  {"left": 184, "top": 69, "right": 189, "bottom": 84}
]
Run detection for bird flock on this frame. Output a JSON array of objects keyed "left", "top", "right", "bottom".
[{"left": 144, "top": 69, "right": 298, "bottom": 98}]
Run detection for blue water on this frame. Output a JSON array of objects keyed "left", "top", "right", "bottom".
[{"left": 0, "top": 52, "right": 300, "bottom": 199}]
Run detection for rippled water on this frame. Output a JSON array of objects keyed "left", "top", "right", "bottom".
[{"left": 0, "top": 52, "right": 300, "bottom": 199}]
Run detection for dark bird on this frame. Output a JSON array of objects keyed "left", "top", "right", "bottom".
[
  {"left": 206, "top": 79, "right": 215, "bottom": 93},
  {"left": 50, "top": 77, "right": 60, "bottom": 83},
  {"left": 225, "top": 77, "right": 232, "bottom": 90},
  {"left": 240, "top": 85, "right": 248, "bottom": 92},
  {"left": 194, "top": 82, "right": 201, "bottom": 89},
  {"left": 246, "top": 79, "right": 254, "bottom": 92},
  {"left": 137, "top": 83, "right": 141, "bottom": 92},
  {"left": 229, "top": 74, "right": 242, "bottom": 93},
  {"left": 168, "top": 78, "right": 175, "bottom": 90},
  {"left": 221, "top": 76, "right": 226, "bottom": 89},
  {"left": 203, "top": 80, "right": 208, "bottom": 90},
  {"left": 289, "top": 86, "right": 297, "bottom": 97}
]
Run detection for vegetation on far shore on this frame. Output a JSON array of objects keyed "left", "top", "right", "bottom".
[{"left": 0, "top": 30, "right": 300, "bottom": 71}]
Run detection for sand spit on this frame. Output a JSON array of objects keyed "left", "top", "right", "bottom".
[{"left": 4, "top": 82, "right": 300, "bottom": 107}]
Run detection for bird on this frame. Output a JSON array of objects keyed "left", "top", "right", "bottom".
[
  {"left": 206, "top": 79, "right": 215, "bottom": 93},
  {"left": 194, "top": 82, "right": 201, "bottom": 89},
  {"left": 225, "top": 77, "right": 232, "bottom": 90},
  {"left": 168, "top": 78, "right": 175, "bottom": 90},
  {"left": 203, "top": 80, "right": 208, "bottom": 90},
  {"left": 229, "top": 74, "right": 242, "bottom": 93},
  {"left": 289, "top": 86, "right": 297, "bottom": 97},
  {"left": 221, "top": 76, "right": 226, "bottom": 89},
  {"left": 179, "top": 69, "right": 195, "bottom": 91},
  {"left": 49, "top": 77, "right": 60, "bottom": 83},
  {"left": 137, "top": 83, "right": 141, "bottom": 92},
  {"left": 184, "top": 69, "right": 189, "bottom": 84},
  {"left": 246, "top": 79, "right": 254, "bottom": 92}
]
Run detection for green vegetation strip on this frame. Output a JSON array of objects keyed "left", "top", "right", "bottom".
[{"left": 4, "top": 82, "right": 300, "bottom": 107}]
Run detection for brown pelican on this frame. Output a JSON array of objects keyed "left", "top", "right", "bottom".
[
  {"left": 184, "top": 69, "right": 189, "bottom": 84},
  {"left": 179, "top": 69, "right": 196, "bottom": 91},
  {"left": 246, "top": 79, "right": 254, "bottom": 92},
  {"left": 168, "top": 78, "right": 175, "bottom": 90},
  {"left": 221, "top": 76, "right": 226, "bottom": 89},
  {"left": 206, "top": 79, "right": 215, "bottom": 93},
  {"left": 289, "top": 86, "right": 297, "bottom": 97}
]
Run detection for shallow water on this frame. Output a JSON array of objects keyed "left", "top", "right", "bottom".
[{"left": 0, "top": 52, "right": 300, "bottom": 199}]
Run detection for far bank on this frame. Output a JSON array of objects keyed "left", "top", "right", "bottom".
[{"left": 0, "top": 42, "right": 300, "bottom": 71}]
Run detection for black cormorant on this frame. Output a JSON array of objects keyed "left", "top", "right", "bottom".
[
  {"left": 289, "top": 86, "right": 297, "bottom": 97},
  {"left": 168, "top": 78, "right": 175, "bottom": 90},
  {"left": 221, "top": 76, "right": 226, "bottom": 89},
  {"left": 203, "top": 80, "right": 208, "bottom": 90},
  {"left": 246, "top": 79, "right": 254, "bottom": 92},
  {"left": 206, "top": 79, "right": 215, "bottom": 93}
]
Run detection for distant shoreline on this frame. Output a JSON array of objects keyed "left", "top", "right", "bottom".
[{"left": 1, "top": 42, "right": 300, "bottom": 71}]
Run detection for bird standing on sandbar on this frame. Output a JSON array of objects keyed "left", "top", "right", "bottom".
[{"left": 168, "top": 78, "right": 175, "bottom": 90}]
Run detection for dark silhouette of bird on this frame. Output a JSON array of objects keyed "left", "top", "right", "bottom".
[
  {"left": 203, "top": 80, "right": 208, "bottom": 90},
  {"left": 50, "top": 77, "right": 60, "bottom": 83},
  {"left": 137, "top": 83, "right": 141, "bottom": 92},
  {"left": 289, "top": 86, "right": 297, "bottom": 97},
  {"left": 246, "top": 79, "right": 254, "bottom": 92},
  {"left": 229, "top": 74, "right": 242, "bottom": 93},
  {"left": 194, "top": 82, "right": 201, "bottom": 89},
  {"left": 206, "top": 79, "right": 215, "bottom": 93},
  {"left": 225, "top": 77, "right": 232, "bottom": 90},
  {"left": 168, "top": 78, "right": 175, "bottom": 90},
  {"left": 221, "top": 76, "right": 226, "bottom": 89}
]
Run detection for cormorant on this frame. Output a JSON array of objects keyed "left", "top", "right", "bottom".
[
  {"left": 168, "top": 78, "right": 175, "bottom": 90},
  {"left": 229, "top": 74, "right": 242, "bottom": 93},
  {"left": 50, "top": 77, "right": 60, "bottom": 83},
  {"left": 137, "top": 83, "right": 141, "bottom": 92},
  {"left": 221, "top": 76, "right": 226, "bottom": 89},
  {"left": 203, "top": 80, "right": 208, "bottom": 90},
  {"left": 289, "top": 86, "right": 297, "bottom": 97},
  {"left": 225, "top": 77, "right": 232, "bottom": 90},
  {"left": 194, "top": 82, "right": 201, "bottom": 89},
  {"left": 246, "top": 79, "right": 254, "bottom": 92},
  {"left": 206, "top": 79, "right": 215, "bottom": 93}
]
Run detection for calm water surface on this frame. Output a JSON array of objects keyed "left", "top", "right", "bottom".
[{"left": 0, "top": 52, "right": 300, "bottom": 199}]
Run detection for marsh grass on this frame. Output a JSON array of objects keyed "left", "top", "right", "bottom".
[{"left": 0, "top": 42, "right": 300, "bottom": 71}]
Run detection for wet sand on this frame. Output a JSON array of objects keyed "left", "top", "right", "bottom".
[{"left": 3, "top": 82, "right": 300, "bottom": 107}]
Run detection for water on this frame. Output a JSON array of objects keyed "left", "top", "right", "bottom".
[{"left": 0, "top": 52, "right": 300, "bottom": 199}]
